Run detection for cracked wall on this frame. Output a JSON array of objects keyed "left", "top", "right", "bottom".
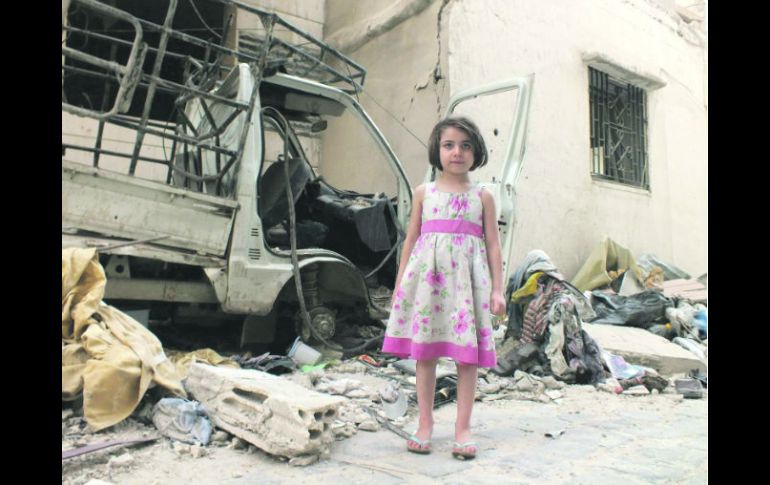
[
  {"left": 322, "top": 0, "right": 449, "bottom": 194},
  {"left": 442, "top": 0, "right": 706, "bottom": 278},
  {"left": 325, "top": 0, "right": 706, "bottom": 278}
]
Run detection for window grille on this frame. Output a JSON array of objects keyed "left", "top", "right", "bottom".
[{"left": 589, "top": 67, "right": 649, "bottom": 189}]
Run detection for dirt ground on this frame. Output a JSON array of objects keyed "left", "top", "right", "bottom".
[{"left": 61, "top": 364, "right": 707, "bottom": 485}]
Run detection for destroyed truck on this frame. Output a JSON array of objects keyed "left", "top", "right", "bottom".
[{"left": 61, "top": 0, "right": 533, "bottom": 350}]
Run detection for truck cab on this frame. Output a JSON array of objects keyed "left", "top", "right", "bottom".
[{"left": 62, "top": 0, "right": 410, "bottom": 350}]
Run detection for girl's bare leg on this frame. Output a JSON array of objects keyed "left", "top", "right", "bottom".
[
  {"left": 455, "top": 363, "right": 478, "bottom": 444},
  {"left": 412, "top": 359, "right": 438, "bottom": 444}
]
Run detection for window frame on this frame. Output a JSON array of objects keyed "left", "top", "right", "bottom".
[{"left": 589, "top": 66, "right": 650, "bottom": 190}]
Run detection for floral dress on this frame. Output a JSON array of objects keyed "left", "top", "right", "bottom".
[{"left": 381, "top": 182, "right": 497, "bottom": 367}]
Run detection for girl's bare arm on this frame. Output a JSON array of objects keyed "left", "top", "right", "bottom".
[
  {"left": 481, "top": 188, "right": 506, "bottom": 316},
  {"left": 392, "top": 184, "right": 426, "bottom": 301}
]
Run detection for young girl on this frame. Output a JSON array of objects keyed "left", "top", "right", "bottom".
[{"left": 382, "top": 116, "right": 506, "bottom": 460}]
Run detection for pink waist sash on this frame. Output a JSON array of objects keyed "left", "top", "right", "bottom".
[{"left": 421, "top": 219, "right": 483, "bottom": 238}]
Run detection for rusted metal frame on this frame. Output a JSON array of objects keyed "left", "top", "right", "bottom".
[
  {"left": 68, "top": 63, "right": 246, "bottom": 114},
  {"left": 221, "top": 0, "right": 367, "bottom": 85},
  {"left": 192, "top": 107, "right": 242, "bottom": 144},
  {"left": 62, "top": 143, "right": 169, "bottom": 165},
  {"left": 173, "top": 71, "right": 246, "bottom": 144},
  {"left": 62, "top": 65, "right": 174, "bottom": 101},
  {"left": 176, "top": 109, "right": 201, "bottom": 138},
  {"left": 272, "top": 36, "right": 365, "bottom": 90},
  {"left": 129, "top": 0, "right": 179, "bottom": 175},
  {"left": 640, "top": 90, "right": 649, "bottom": 189},
  {"left": 202, "top": 13, "right": 234, "bottom": 94},
  {"left": 167, "top": 152, "right": 239, "bottom": 183},
  {"left": 601, "top": 71, "right": 614, "bottom": 181},
  {"left": 196, "top": 146, "right": 205, "bottom": 191},
  {"left": 197, "top": 98, "right": 224, "bottom": 192},
  {"left": 105, "top": 116, "right": 236, "bottom": 157},
  {"left": 133, "top": 16, "right": 261, "bottom": 65},
  {"left": 93, "top": 43, "right": 119, "bottom": 167},
  {"left": 181, "top": 140, "right": 191, "bottom": 188},
  {"left": 62, "top": 24, "right": 191, "bottom": 64},
  {"left": 166, "top": 137, "right": 178, "bottom": 184},
  {"left": 62, "top": 48, "right": 129, "bottom": 77},
  {"left": 589, "top": 68, "right": 596, "bottom": 172},
  {"left": 148, "top": 73, "right": 250, "bottom": 110},
  {"left": 97, "top": 112, "right": 238, "bottom": 184},
  {"left": 176, "top": 107, "right": 204, "bottom": 190},
  {"left": 630, "top": 85, "right": 640, "bottom": 186},
  {"left": 112, "top": 114, "right": 176, "bottom": 130},
  {"left": 62, "top": 0, "right": 145, "bottom": 121}
]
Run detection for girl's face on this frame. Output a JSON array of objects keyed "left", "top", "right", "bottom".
[{"left": 439, "top": 126, "right": 475, "bottom": 174}]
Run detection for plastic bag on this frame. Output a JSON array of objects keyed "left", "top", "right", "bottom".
[
  {"left": 636, "top": 253, "right": 691, "bottom": 280},
  {"left": 152, "top": 398, "right": 212, "bottom": 445},
  {"left": 588, "top": 290, "right": 672, "bottom": 328},
  {"left": 601, "top": 351, "right": 647, "bottom": 380},
  {"left": 693, "top": 308, "right": 708, "bottom": 339}
]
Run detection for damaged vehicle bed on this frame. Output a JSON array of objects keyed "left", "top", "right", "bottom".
[{"left": 61, "top": 0, "right": 411, "bottom": 351}]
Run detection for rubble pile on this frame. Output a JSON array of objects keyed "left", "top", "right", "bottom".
[{"left": 62, "top": 241, "right": 708, "bottom": 480}]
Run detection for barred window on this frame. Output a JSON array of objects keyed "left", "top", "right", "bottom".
[{"left": 589, "top": 67, "right": 649, "bottom": 189}]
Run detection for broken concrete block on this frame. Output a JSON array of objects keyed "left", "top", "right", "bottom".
[
  {"left": 230, "top": 437, "right": 248, "bottom": 450},
  {"left": 316, "top": 377, "right": 364, "bottom": 396},
  {"left": 345, "top": 389, "right": 371, "bottom": 399},
  {"left": 108, "top": 453, "right": 133, "bottom": 468},
  {"left": 285, "top": 373, "right": 314, "bottom": 390},
  {"left": 378, "top": 383, "right": 399, "bottom": 403},
  {"left": 623, "top": 385, "right": 650, "bottom": 396},
  {"left": 190, "top": 444, "right": 206, "bottom": 458},
  {"left": 597, "top": 377, "right": 623, "bottom": 394},
  {"left": 479, "top": 382, "right": 502, "bottom": 394},
  {"left": 332, "top": 421, "right": 357, "bottom": 439},
  {"left": 185, "top": 363, "right": 345, "bottom": 458},
  {"left": 515, "top": 379, "right": 535, "bottom": 392},
  {"left": 357, "top": 419, "right": 380, "bottom": 432},
  {"left": 583, "top": 323, "right": 706, "bottom": 375},
  {"left": 540, "top": 376, "right": 566, "bottom": 390},
  {"left": 331, "top": 361, "right": 368, "bottom": 374},
  {"left": 289, "top": 454, "right": 319, "bottom": 467},
  {"left": 172, "top": 442, "right": 191, "bottom": 455}
]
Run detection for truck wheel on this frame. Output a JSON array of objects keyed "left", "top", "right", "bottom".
[{"left": 295, "top": 306, "right": 336, "bottom": 343}]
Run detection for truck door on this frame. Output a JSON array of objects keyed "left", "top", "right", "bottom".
[{"left": 425, "top": 76, "right": 535, "bottom": 283}]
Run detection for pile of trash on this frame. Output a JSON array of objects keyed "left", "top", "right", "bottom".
[
  {"left": 496, "top": 241, "right": 707, "bottom": 397},
  {"left": 62, "top": 243, "right": 707, "bottom": 472},
  {"left": 572, "top": 239, "right": 707, "bottom": 361}
]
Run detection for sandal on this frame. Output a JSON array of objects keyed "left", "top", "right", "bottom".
[
  {"left": 406, "top": 434, "right": 431, "bottom": 454},
  {"left": 452, "top": 441, "right": 477, "bottom": 460}
]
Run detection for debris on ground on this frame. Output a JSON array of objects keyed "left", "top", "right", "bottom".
[
  {"left": 501, "top": 250, "right": 606, "bottom": 385},
  {"left": 151, "top": 398, "right": 212, "bottom": 445},
  {"left": 62, "top": 248, "right": 187, "bottom": 432},
  {"left": 584, "top": 322, "right": 705, "bottom": 375},
  {"left": 62, "top": 245, "right": 707, "bottom": 481},
  {"left": 570, "top": 238, "right": 645, "bottom": 293},
  {"left": 674, "top": 378, "right": 704, "bottom": 399},
  {"left": 184, "top": 362, "right": 345, "bottom": 460}
]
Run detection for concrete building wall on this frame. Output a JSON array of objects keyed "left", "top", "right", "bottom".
[
  {"left": 323, "top": 0, "right": 449, "bottom": 195},
  {"left": 325, "top": 0, "right": 707, "bottom": 279},
  {"left": 443, "top": 0, "right": 707, "bottom": 278}
]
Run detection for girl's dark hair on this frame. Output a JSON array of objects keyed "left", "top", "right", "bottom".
[{"left": 428, "top": 116, "right": 488, "bottom": 171}]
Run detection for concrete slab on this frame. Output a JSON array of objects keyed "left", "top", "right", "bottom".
[
  {"left": 185, "top": 363, "right": 345, "bottom": 458},
  {"left": 582, "top": 322, "right": 706, "bottom": 375},
  {"left": 662, "top": 279, "right": 708, "bottom": 303}
]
